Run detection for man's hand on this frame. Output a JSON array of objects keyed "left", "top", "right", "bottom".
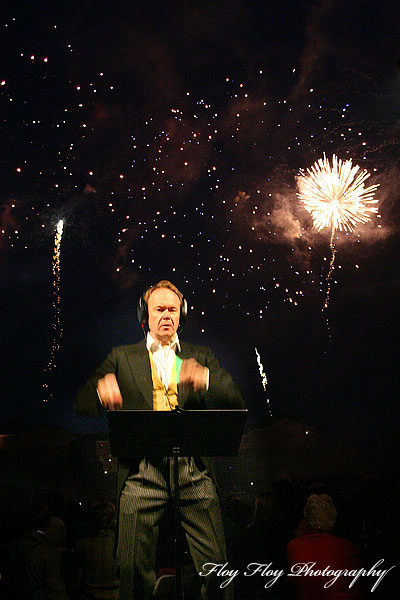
[
  {"left": 179, "top": 358, "right": 208, "bottom": 391},
  {"left": 96, "top": 373, "right": 123, "bottom": 410}
]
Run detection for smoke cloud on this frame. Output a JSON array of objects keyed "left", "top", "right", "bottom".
[{"left": 270, "top": 193, "right": 303, "bottom": 241}]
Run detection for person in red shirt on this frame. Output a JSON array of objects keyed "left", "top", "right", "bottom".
[{"left": 287, "top": 494, "right": 363, "bottom": 599}]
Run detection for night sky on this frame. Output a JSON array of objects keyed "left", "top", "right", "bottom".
[{"left": 1, "top": 0, "right": 399, "bottom": 440}]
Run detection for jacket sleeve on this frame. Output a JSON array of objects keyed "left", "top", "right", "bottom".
[
  {"left": 74, "top": 347, "right": 119, "bottom": 416},
  {"left": 181, "top": 345, "right": 245, "bottom": 410}
]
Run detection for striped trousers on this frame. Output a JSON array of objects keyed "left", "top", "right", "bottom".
[{"left": 117, "top": 457, "right": 232, "bottom": 600}]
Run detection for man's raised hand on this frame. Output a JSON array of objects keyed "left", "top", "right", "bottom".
[
  {"left": 179, "top": 358, "right": 208, "bottom": 391},
  {"left": 97, "top": 373, "right": 123, "bottom": 409}
]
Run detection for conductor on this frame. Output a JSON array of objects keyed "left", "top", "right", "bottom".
[{"left": 75, "top": 280, "right": 244, "bottom": 599}]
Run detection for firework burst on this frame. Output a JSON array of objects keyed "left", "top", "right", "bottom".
[
  {"left": 297, "top": 154, "right": 379, "bottom": 232},
  {"left": 297, "top": 155, "right": 379, "bottom": 332}
]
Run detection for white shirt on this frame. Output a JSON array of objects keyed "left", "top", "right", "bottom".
[
  {"left": 146, "top": 332, "right": 181, "bottom": 389},
  {"left": 146, "top": 332, "right": 209, "bottom": 390}
]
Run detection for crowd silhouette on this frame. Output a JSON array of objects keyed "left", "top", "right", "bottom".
[{"left": 0, "top": 473, "right": 397, "bottom": 599}]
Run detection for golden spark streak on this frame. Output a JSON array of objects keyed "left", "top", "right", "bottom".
[
  {"left": 255, "top": 347, "right": 273, "bottom": 417},
  {"left": 43, "top": 219, "right": 64, "bottom": 402}
]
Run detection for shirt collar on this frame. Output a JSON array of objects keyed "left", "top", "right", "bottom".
[{"left": 146, "top": 332, "right": 181, "bottom": 353}]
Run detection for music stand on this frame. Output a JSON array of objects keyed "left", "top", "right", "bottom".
[{"left": 108, "top": 408, "right": 247, "bottom": 600}]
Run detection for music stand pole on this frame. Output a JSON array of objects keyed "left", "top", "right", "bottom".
[{"left": 172, "top": 447, "right": 183, "bottom": 600}]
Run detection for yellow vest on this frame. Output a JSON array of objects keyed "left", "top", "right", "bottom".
[{"left": 148, "top": 351, "right": 179, "bottom": 411}]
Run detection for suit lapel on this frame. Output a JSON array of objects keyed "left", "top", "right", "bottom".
[{"left": 126, "top": 341, "right": 153, "bottom": 409}]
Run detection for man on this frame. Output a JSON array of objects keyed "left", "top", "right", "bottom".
[
  {"left": 75, "top": 500, "right": 120, "bottom": 600},
  {"left": 9, "top": 502, "right": 68, "bottom": 600},
  {"left": 75, "top": 280, "right": 245, "bottom": 599}
]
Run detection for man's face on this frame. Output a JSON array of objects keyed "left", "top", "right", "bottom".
[{"left": 147, "top": 287, "right": 181, "bottom": 345}]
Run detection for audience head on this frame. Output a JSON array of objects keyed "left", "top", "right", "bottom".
[
  {"left": 304, "top": 494, "right": 337, "bottom": 532},
  {"left": 88, "top": 500, "right": 116, "bottom": 531},
  {"left": 252, "top": 491, "right": 286, "bottom": 525},
  {"left": 25, "top": 501, "right": 51, "bottom": 532},
  {"left": 46, "top": 516, "right": 66, "bottom": 547}
]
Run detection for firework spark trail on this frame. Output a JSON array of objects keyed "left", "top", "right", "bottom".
[
  {"left": 255, "top": 347, "right": 273, "bottom": 417},
  {"left": 297, "top": 155, "right": 379, "bottom": 331},
  {"left": 42, "top": 219, "right": 64, "bottom": 402},
  {"left": 324, "top": 226, "right": 337, "bottom": 311}
]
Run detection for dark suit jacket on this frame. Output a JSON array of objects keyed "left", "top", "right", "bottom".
[{"left": 75, "top": 339, "right": 245, "bottom": 501}]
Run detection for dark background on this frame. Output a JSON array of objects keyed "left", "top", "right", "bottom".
[{"left": 1, "top": 0, "right": 399, "bottom": 444}]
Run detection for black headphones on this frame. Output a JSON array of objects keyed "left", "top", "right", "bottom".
[{"left": 137, "top": 290, "right": 188, "bottom": 329}]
